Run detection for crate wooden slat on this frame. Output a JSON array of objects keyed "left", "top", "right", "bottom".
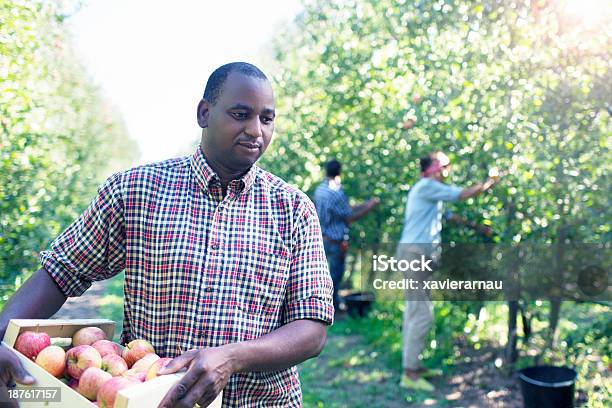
[
  {"left": 3, "top": 319, "right": 115, "bottom": 349},
  {"left": 2, "top": 319, "right": 115, "bottom": 407},
  {"left": 0, "top": 343, "right": 94, "bottom": 407},
  {"left": 115, "top": 372, "right": 223, "bottom": 408},
  {"left": 2, "top": 319, "right": 222, "bottom": 407}
]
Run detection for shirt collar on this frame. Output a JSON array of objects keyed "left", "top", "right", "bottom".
[
  {"left": 190, "top": 147, "right": 258, "bottom": 196},
  {"left": 326, "top": 178, "right": 342, "bottom": 192}
]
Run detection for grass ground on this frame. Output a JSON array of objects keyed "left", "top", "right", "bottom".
[{"left": 299, "top": 310, "right": 522, "bottom": 408}]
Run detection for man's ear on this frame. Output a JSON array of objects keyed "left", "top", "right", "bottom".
[{"left": 197, "top": 99, "right": 210, "bottom": 128}]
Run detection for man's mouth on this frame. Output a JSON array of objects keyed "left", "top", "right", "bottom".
[{"left": 237, "top": 142, "right": 261, "bottom": 150}]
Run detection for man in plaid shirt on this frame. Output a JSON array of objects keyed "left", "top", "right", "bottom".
[
  {"left": 314, "top": 160, "right": 379, "bottom": 310},
  {"left": 0, "top": 62, "right": 334, "bottom": 407}
]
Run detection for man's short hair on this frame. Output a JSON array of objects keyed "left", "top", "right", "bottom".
[
  {"left": 326, "top": 160, "right": 342, "bottom": 178},
  {"left": 203, "top": 62, "right": 268, "bottom": 105},
  {"left": 420, "top": 156, "right": 434, "bottom": 173}
]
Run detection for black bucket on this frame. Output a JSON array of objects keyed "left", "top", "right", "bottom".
[
  {"left": 518, "top": 365, "right": 577, "bottom": 408},
  {"left": 343, "top": 292, "right": 375, "bottom": 317}
]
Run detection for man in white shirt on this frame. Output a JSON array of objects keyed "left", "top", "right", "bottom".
[{"left": 399, "top": 151, "right": 499, "bottom": 391}]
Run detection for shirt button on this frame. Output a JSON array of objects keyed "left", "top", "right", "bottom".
[
  {"left": 211, "top": 242, "right": 219, "bottom": 250},
  {"left": 204, "top": 287, "right": 214, "bottom": 293}
]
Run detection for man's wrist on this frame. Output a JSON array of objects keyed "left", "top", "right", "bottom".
[
  {"left": 482, "top": 179, "right": 493, "bottom": 191},
  {"left": 221, "top": 343, "right": 245, "bottom": 374}
]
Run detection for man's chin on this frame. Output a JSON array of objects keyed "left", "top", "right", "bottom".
[
  {"left": 229, "top": 155, "right": 259, "bottom": 172},
  {"left": 233, "top": 146, "right": 265, "bottom": 166}
]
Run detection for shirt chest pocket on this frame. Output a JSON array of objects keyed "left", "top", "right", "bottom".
[{"left": 232, "top": 244, "right": 291, "bottom": 316}]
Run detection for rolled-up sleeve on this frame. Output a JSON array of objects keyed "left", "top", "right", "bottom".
[
  {"left": 40, "top": 172, "right": 126, "bottom": 297},
  {"left": 282, "top": 196, "right": 334, "bottom": 325}
]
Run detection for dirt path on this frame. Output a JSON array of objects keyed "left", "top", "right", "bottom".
[
  {"left": 52, "top": 280, "right": 111, "bottom": 319},
  {"left": 300, "top": 316, "right": 523, "bottom": 407}
]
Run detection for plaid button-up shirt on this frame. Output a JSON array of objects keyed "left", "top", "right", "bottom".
[
  {"left": 313, "top": 180, "right": 352, "bottom": 241},
  {"left": 40, "top": 147, "right": 334, "bottom": 407}
]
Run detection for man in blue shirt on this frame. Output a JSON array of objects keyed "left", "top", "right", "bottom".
[
  {"left": 314, "top": 160, "right": 379, "bottom": 311},
  {"left": 399, "top": 151, "right": 499, "bottom": 391}
]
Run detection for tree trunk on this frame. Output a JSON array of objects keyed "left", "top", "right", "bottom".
[
  {"left": 506, "top": 300, "right": 519, "bottom": 364},
  {"left": 547, "top": 299, "right": 562, "bottom": 349},
  {"left": 519, "top": 301, "right": 532, "bottom": 344},
  {"left": 547, "top": 225, "right": 566, "bottom": 350}
]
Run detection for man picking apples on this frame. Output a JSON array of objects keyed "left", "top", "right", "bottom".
[
  {"left": 398, "top": 151, "right": 500, "bottom": 392},
  {"left": 0, "top": 62, "right": 333, "bottom": 407}
]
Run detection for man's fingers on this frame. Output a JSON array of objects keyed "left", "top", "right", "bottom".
[
  {"left": 196, "top": 392, "right": 219, "bottom": 408},
  {"left": 157, "top": 361, "right": 205, "bottom": 408},
  {"left": 8, "top": 357, "right": 34, "bottom": 385},
  {"left": 158, "top": 350, "right": 197, "bottom": 375},
  {"left": 167, "top": 375, "right": 212, "bottom": 408},
  {"left": 0, "top": 381, "right": 19, "bottom": 408}
]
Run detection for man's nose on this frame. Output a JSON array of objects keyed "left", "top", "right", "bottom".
[{"left": 244, "top": 117, "right": 262, "bottom": 138}]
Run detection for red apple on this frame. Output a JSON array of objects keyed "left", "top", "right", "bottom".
[
  {"left": 122, "top": 368, "right": 147, "bottom": 382},
  {"left": 97, "top": 376, "right": 140, "bottom": 408},
  {"left": 14, "top": 331, "right": 51, "bottom": 360},
  {"left": 101, "top": 353, "right": 128, "bottom": 377},
  {"left": 35, "top": 345, "right": 66, "bottom": 377},
  {"left": 92, "top": 340, "right": 121, "bottom": 358},
  {"left": 145, "top": 357, "right": 173, "bottom": 381},
  {"left": 77, "top": 367, "right": 112, "bottom": 401},
  {"left": 130, "top": 353, "right": 159, "bottom": 373},
  {"left": 66, "top": 345, "right": 102, "bottom": 379},
  {"left": 72, "top": 327, "right": 106, "bottom": 347},
  {"left": 122, "top": 339, "right": 155, "bottom": 367}
]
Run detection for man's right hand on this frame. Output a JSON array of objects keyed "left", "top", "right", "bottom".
[
  {"left": 368, "top": 197, "right": 380, "bottom": 208},
  {"left": 483, "top": 175, "right": 501, "bottom": 191},
  {"left": 0, "top": 345, "right": 35, "bottom": 407}
]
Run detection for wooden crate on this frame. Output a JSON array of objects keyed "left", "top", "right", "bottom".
[{"left": 2, "top": 319, "right": 222, "bottom": 408}]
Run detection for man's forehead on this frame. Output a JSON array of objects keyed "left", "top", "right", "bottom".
[{"left": 218, "top": 72, "right": 274, "bottom": 106}]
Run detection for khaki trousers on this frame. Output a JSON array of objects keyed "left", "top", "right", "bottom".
[
  {"left": 402, "top": 287, "right": 433, "bottom": 370},
  {"left": 397, "top": 246, "right": 435, "bottom": 371}
]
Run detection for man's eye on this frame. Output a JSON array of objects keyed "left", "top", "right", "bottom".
[
  {"left": 262, "top": 116, "right": 274, "bottom": 124},
  {"left": 232, "top": 112, "right": 248, "bottom": 120}
]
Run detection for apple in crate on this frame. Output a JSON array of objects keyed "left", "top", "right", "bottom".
[
  {"left": 78, "top": 367, "right": 112, "bottom": 401},
  {"left": 101, "top": 353, "right": 128, "bottom": 376},
  {"left": 122, "top": 368, "right": 147, "bottom": 382},
  {"left": 72, "top": 326, "right": 106, "bottom": 346},
  {"left": 92, "top": 339, "right": 121, "bottom": 357},
  {"left": 130, "top": 353, "right": 159, "bottom": 373},
  {"left": 14, "top": 331, "right": 51, "bottom": 360},
  {"left": 35, "top": 345, "right": 66, "bottom": 377},
  {"left": 146, "top": 357, "right": 173, "bottom": 381},
  {"left": 122, "top": 339, "right": 155, "bottom": 367},
  {"left": 97, "top": 376, "right": 140, "bottom": 408},
  {"left": 66, "top": 345, "right": 102, "bottom": 379}
]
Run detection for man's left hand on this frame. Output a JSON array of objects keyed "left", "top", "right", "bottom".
[{"left": 157, "top": 347, "right": 233, "bottom": 408}]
